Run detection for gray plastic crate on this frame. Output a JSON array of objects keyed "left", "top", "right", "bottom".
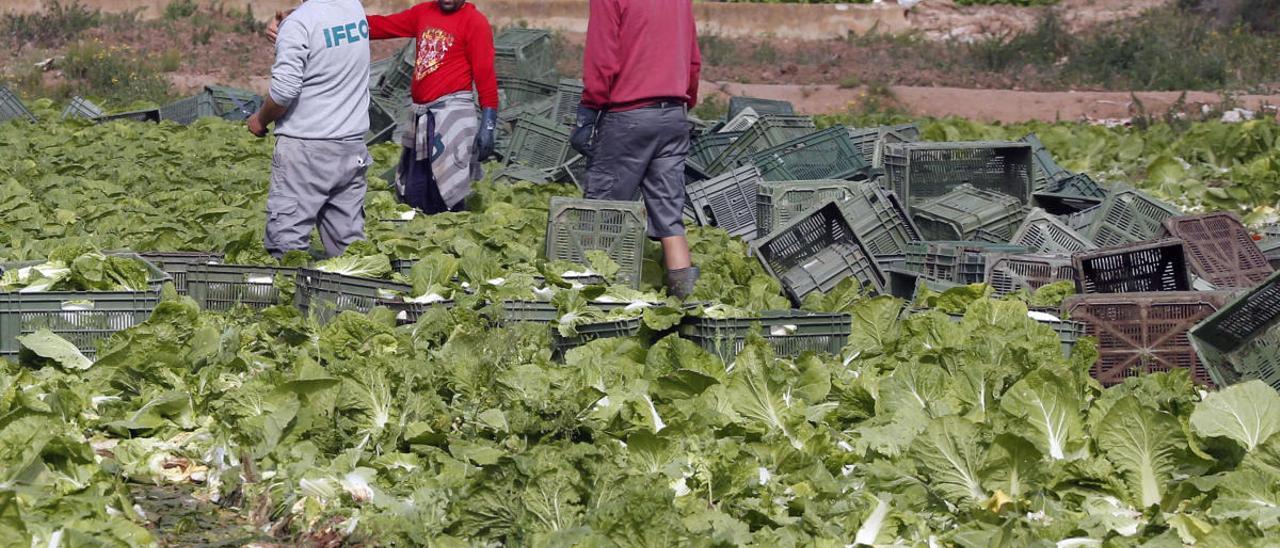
[
  {"left": 1034, "top": 173, "right": 1107, "bottom": 215},
  {"left": 137, "top": 251, "right": 224, "bottom": 295},
  {"left": 745, "top": 126, "right": 873, "bottom": 182},
  {"left": 1011, "top": 208, "right": 1097, "bottom": 254},
  {"left": 507, "top": 114, "right": 571, "bottom": 171},
  {"left": 1191, "top": 269, "right": 1280, "bottom": 390},
  {"left": 847, "top": 124, "right": 920, "bottom": 166},
  {"left": 1021, "top": 133, "right": 1069, "bottom": 191},
  {"left": 62, "top": 96, "right": 104, "bottom": 120},
  {"left": 1086, "top": 188, "right": 1182, "bottom": 247},
  {"left": 911, "top": 184, "right": 1026, "bottom": 242},
  {"left": 186, "top": 264, "right": 297, "bottom": 311},
  {"left": 499, "top": 77, "right": 558, "bottom": 109},
  {"left": 550, "top": 78, "right": 585, "bottom": 126},
  {"left": 679, "top": 311, "right": 851, "bottom": 364},
  {"left": 160, "top": 93, "right": 217, "bottom": 125},
  {"left": 0, "top": 86, "right": 36, "bottom": 124},
  {"left": 904, "top": 241, "right": 1028, "bottom": 285},
  {"left": 373, "top": 41, "right": 415, "bottom": 99},
  {"left": 728, "top": 96, "right": 794, "bottom": 119},
  {"left": 756, "top": 180, "right": 920, "bottom": 263},
  {"left": 495, "top": 28, "right": 555, "bottom": 80},
  {"left": 752, "top": 201, "right": 886, "bottom": 304},
  {"left": 296, "top": 269, "right": 414, "bottom": 325},
  {"left": 883, "top": 141, "right": 1034, "bottom": 207},
  {"left": 686, "top": 165, "right": 762, "bottom": 240},
  {"left": 546, "top": 197, "right": 647, "bottom": 288},
  {"left": 707, "top": 115, "right": 816, "bottom": 175},
  {"left": 984, "top": 253, "right": 1075, "bottom": 297}
]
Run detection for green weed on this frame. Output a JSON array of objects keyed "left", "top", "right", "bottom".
[
  {"left": 59, "top": 40, "right": 172, "bottom": 106},
  {"left": 3, "top": 0, "right": 100, "bottom": 52}
]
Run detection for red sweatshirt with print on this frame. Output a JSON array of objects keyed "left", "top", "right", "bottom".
[{"left": 367, "top": 3, "right": 499, "bottom": 109}]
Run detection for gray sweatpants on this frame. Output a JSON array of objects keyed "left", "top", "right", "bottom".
[
  {"left": 265, "top": 136, "right": 371, "bottom": 258},
  {"left": 584, "top": 105, "right": 691, "bottom": 239}
]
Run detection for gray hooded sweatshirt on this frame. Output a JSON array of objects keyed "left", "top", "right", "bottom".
[{"left": 270, "top": 0, "right": 371, "bottom": 140}]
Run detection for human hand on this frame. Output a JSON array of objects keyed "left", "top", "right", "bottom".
[
  {"left": 247, "top": 113, "right": 268, "bottom": 137},
  {"left": 265, "top": 9, "right": 294, "bottom": 44}
]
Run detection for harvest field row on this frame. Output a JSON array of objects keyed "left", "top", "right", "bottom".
[{"left": 1, "top": 101, "right": 1280, "bottom": 545}]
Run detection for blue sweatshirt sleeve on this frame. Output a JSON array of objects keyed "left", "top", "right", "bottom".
[{"left": 270, "top": 18, "right": 310, "bottom": 108}]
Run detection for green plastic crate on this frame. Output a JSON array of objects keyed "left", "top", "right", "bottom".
[
  {"left": 883, "top": 141, "right": 1034, "bottom": 207},
  {"left": 1021, "top": 133, "right": 1070, "bottom": 191},
  {"left": 0, "top": 254, "right": 170, "bottom": 359},
  {"left": 186, "top": 264, "right": 297, "bottom": 311},
  {"left": 495, "top": 28, "right": 555, "bottom": 80},
  {"left": 1191, "top": 269, "right": 1280, "bottom": 390},
  {"left": 689, "top": 131, "right": 743, "bottom": 173},
  {"left": 99, "top": 108, "right": 161, "bottom": 124},
  {"left": 1010, "top": 208, "right": 1097, "bottom": 254},
  {"left": 296, "top": 268, "right": 414, "bottom": 325},
  {"left": 885, "top": 267, "right": 962, "bottom": 301},
  {"left": 546, "top": 197, "right": 647, "bottom": 289},
  {"left": 507, "top": 114, "right": 571, "bottom": 171},
  {"left": 137, "top": 251, "right": 224, "bottom": 295},
  {"left": 752, "top": 201, "right": 886, "bottom": 304},
  {"left": 679, "top": 310, "right": 851, "bottom": 364},
  {"left": 911, "top": 184, "right": 1026, "bottom": 242},
  {"left": 1086, "top": 188, "right": 1181, "bottom": 247},
  {"left": 847, "top": 124, "right": 920, "bottom": 166},
  {"left": 206, "top": 85, "right": 263, "bottom": 121},
  {"left": 160, "top": 93, "right": 217, "bottom": 125},
  {"left": 1034, "top": 173, "right": 1107, "bottom": 215},
  {"left": 551, "top": 78, "right": 585, "bottom": 126},
  {"left": 904, "top": 241, "right": 1028, "bottom": 285},
  {"left": 745, "top": 126, "right": 873, "bottom": 182},
  {"left": 756, "top": 180, "right": 920, "bottom": 264},
  {"left": 499, "top": 77, "right": 558, "bottom": 109},
  {"left": 373, "top": 41, "right": 415, "bottom": 99},
  {"left": 707, "top": 115, "right": 816, "bottom": 175},
  {"left": 0, "top": 85, "right": 36, "bottom": 124},
  {"left": 552, "top": 317, "right": 645, "bottom": 356},
  {"left": 686, "top": 165, "right": 763, "bottom": 240},
  {"left": 727, "top": 96, "right": 794, "bottom": 119}
]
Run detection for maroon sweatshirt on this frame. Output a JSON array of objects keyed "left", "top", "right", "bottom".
[{"left": 581, "top": 0, "right": 702, "bottom": 112}]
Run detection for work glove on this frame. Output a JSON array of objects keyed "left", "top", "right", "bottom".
[
  {"left": 476, "top": 107, "right": 498, "bottom": 162},
  {"left": 570, "top": 105, "right": 601, "bottom": 157}
]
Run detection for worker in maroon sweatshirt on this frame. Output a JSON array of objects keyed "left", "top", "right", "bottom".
[
  {"left": 571, "top": 0, "right": 703, "bottom": 299},
  {"left": 269, "top": 0, "right": 500, "bottom": 215}
]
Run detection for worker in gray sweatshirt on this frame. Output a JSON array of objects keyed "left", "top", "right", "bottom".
[{"left": 247, "top": 0, "right": 372, "bottom": 259}]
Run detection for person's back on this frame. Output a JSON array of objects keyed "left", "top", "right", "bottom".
[
  {"left": 271, "top": 0, "right": 371, "bottom": 140},
  {"left": 581, "top": 0, "right": 700, "bottom": 112}
]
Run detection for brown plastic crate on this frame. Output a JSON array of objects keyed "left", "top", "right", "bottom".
[
  {"left": 1161, "top": 212, "right": 1273, "bottom": 289},
  {"left": 1072, "top": 239, "right": 1191, "bottom": 294},
  {"left": 1063, "top": 291, "right": 1237, "bottom": 387}
]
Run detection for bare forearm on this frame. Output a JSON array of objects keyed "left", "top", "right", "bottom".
[{"left": 256, "top": 97, "right": 289, "bottom": 126}]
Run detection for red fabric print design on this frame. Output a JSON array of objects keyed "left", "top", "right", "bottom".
[{"left": 416, "top": 28, "right": 455, "bottom": 80}]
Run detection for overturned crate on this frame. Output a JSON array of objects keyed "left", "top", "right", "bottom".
[
  {"left": 686, "top": 165, "right": 763, "bottom": 240},
  {"left": 296, "top": 269, "right": 414, "bottom": 325},
  {"left": 1161, "top": 212, "right": 1273, "bottom": 289},
  {"left": 689, "top": 131, "right": 743, "bottom": 174},
  {"left": 506, "top": 114, "right": 571, "bottom": 171},
  {"left": 903, "top": 240, "right": 1027, "bottom": 285},
  {"left": 546, "top": 197, "right": 647, "bottom": 289},
  {"left": 1073, "top": 239, "right": 1191, "bottom": 294},
  {"left": 62, "top": 96, "right": 104, "bottom": 120},
  {"left": 728, "top": 96, "right": 794, "bottom": 119},
  {"left": 679, "top": 310, "right": 851, "bottom": 364},
  {"left": 847, "top": 124, "right": 920, "bottom": 166},
  {"left": 495, "top": 28, "right": 555, "bottom": 80},
  {"left": 746, "top": 126, "right": 873, "bottom": 182},
  {"left": 1034, "top": 173, "right": 1107, "bottom": 215},
  {"left": 1065, "top": 291, "right": 1238, "bottom": 387},
  {"left": 1191, "top": 269, "right": 1280, "bottom": 390},
  {"left": 753, "top": 201, "right": 886, "bottom": 304},
  {"left": 1086, "top": 188, "right": 1182, "bottom": 247},
  {"left": 187, "top": 264, "right": 298, "bottom": 311},
  {"left": 911, "top": 184, "right": 1026, "bottom": 242},
  {"left": 707, "top": 114, "right": 816, "bottom": 175},
  {"left": 0, "top": 254, "right": 170, "bottom": 360},
  {"left": 0, "top": 85, "right": 37, "bottom": 124},
  {"left": 1010, "top": 208, "right": 1097, "bottom": 254},
  {"left": 550, "top": 78, "right": 585, "bottom": 126},
  {"left": 882, "top": 141, "right": 1034, "bottom": 207},
  {"left": 756, "top": 180, "right": 920, "bottom": 265},
  {"left": 985, "top": 253, "right": 1075, "bottom": 297},
  {"left": 499, "top": 77, "right": 558, "bottom": 109}
]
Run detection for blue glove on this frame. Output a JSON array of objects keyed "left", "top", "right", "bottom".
[
  {"left": 570, "top": 105, "right": 601, "bottom": 157},
  {"left": 476, "top": 107, "right": 498, "bottom": 162}
]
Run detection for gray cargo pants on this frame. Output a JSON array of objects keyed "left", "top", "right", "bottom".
[
  {"left": 265, "top": 136, "right": 371, "bottom": 258},
  {"left": 584, "top": 104, "right": 691, "bottom": 239}
]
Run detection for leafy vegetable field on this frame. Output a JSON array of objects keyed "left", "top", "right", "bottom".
[{"left": 2, "top": 101, "right": 1280, "bottom": 546}]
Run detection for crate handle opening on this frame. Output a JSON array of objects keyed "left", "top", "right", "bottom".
[
  {"left": 246, "top": 275, "right": 274, "bottom": 284},
  {"left": 61, "top": 300, "right": 95, "bottom": 311},
  {"left": 770, "top": 324, "right": 798, "bottom": 337}
]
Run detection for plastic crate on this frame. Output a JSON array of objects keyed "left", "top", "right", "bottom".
[
  {"left": 559, "top": 154, "right": 589, "bottom": 190},
  {"left": 1190, "top": 270, "right": 1280, "bottom": 390},
  {"left": 499, "top": 77, "right": 558, "bottom": 109},
  {"left": 507, "top": 114, "right": 571, "bottom": 171},
  {"left": 552, "top": 317, "right": 645, "bottom": 356},
  {"left": 159, "top": 93, "right": 217, "bottom": 125},
  {"left": 903, "top": 241, "right": 1028, "bottom": 285},
  {"left": 686, "top": 165, "right": 762, "bottom": 240},
  {"left": 1011, "top": 208, "right": 1097, "bottom": 254},
  {"left": 1086, "top": 188, "right": 1182, "bottom": 247},
  {"left": 847, "top": 124, "right": 920, "bottom": 167},
  {"left": 186, "top": 264, "right": 297, "bottom": 311},
  {"left": 679, "top": 311, "right": 851, "bottom": 364},
  {"left": 756, "top": 180, "right": 920, "bottom": 263},
  {"left": 137, "top": 251, "right": 224, "bottom": 295},
  {"left": 546, "top": 198, "right": 647, "bottom": 288},
  {"left": 882, "top": 141, "right": 1034, "bottom": 207},
  {"left": 1020, "top": 133, "right": 1070, "bottom": 191},
  {"left": 99, "top": 108, "right": 161, "bottom": 124},
  {"left": 984, "top": 253, "right": 1075, "bottom": 297},
  {"left": 1064, "top": 291, "right": 1237, "bottom": 387},
  {"left": 1161, "top": 212, "right": 1273, "bottom": 289},
  {"left": 707, "top": 115, "right": 816, "bottom": 175},
  {"left": 373, "top": 41, "right": 415, "bottom": 99},
  {"left": 911, "top": 184, "right": 1026, "bottom": 242},
  {"left": 206, "top": 85, "right": 263, "bottom": 121},
  {"left": 296, "top": 269, "right": 414, "bottom": 325},
  {"left": 745, "top": 126, "right": 872, "bottom": 182},
  {"left": 752, "top": 201, "right": 886, "bottom": 304},
  {"left": 690, "top": 131, "right": 743, "bottom": 173},
  {"left": 0, "top": 254, "right": 170, "bottom": 359},
  {"left": 1260, "top": 238, "right": 1280, "bottom": 270},
  {"left": 1044, "top": 317, "right": 1087, "bottom": 359},
  {"left": 0, "top": 86, "right": 36, "bottom": 124},
  {"left": 885, "top": 267, "right": 962, "bottom": 301},
  {"left": 720, "top": 108, "right": 759, "bottom": 133},
  {"left": 1034, "top": 173, "right": 1107, "bottom": 215},
  {"left": 1072, "top": 239, "right": 1191, "bottom": 294},
  {"left": 366, "top": 95, "right": 403, "bottom": 146},
  {"left": 62, "top": 96, "right": 103, "bottom": 120},
  {"left": 494, "top": 164, "right": 556, "bottom": 184},
  {"left": 550, "top": 79, "right": 584, "bottom": 126},
  {"left": 495, "top": 28, "right": 554, "bottom": 80},
  {"left": 728, "top": 96, "right": 794, "bottom": 119}
]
